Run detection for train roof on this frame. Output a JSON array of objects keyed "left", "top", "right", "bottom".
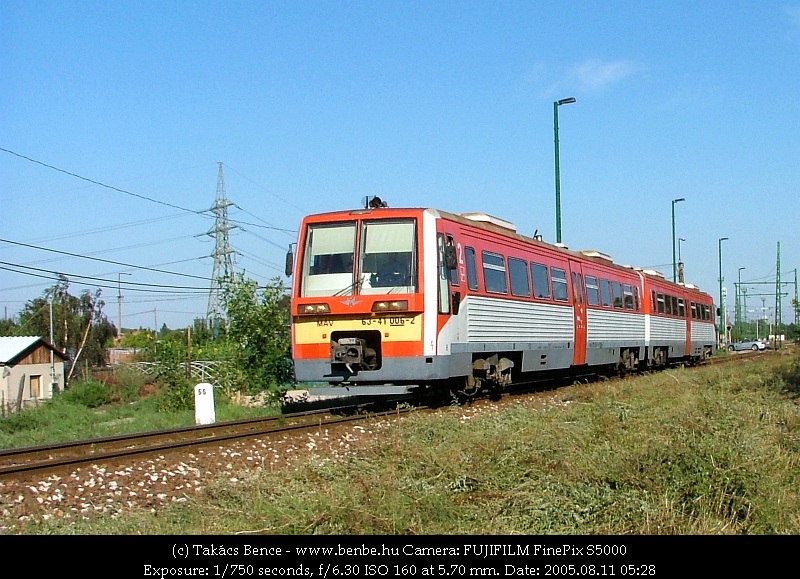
[{"left": 301, "top": 205, "right": 709, "bottom": 295}]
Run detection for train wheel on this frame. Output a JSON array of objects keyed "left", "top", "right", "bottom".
[{"left": 450, "top": 375, "right": 481, "bottom": 404}]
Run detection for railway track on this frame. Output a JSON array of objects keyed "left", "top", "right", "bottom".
[{"left": 0, "top": 404, "right": 412, "bottom": 481}]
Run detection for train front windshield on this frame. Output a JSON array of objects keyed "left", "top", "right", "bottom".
[{"left": 300, "top": 220, "right": 417, "bottom": 297}]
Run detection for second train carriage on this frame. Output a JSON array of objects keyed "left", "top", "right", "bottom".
[{"left": 288, "top": 204, "right": 717, "bottom": 395}]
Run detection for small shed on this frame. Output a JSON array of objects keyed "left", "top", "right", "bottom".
[{"left": 0, "top": 336, "right": 68, "bottom": 415}]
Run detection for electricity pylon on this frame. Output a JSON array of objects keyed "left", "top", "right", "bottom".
[{"left": 206, "top": 162, "right": 236, "bottom": 326}]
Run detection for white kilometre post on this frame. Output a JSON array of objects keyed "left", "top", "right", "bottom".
[{"left": 194, "top": 382, "right": 216, "bottom": 425}]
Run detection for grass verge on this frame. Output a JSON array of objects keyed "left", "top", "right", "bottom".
[{"left": 8, "top": 350, "right": 800, "bottom": 534}]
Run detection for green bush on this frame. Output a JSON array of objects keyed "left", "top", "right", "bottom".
[
  {"left": 157, "top": 375, "right": 195, "bottom": 412},
  {"left": 59, "top": 379, "right": 112, "bottom": 408},
  {"left": 0, "top": 406, "right": 45, "bottom": 434},
  {"left": 111, "top": 365, "right": 150, "bottom": 403}
]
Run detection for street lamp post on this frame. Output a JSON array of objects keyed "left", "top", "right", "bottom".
[
  {"left": 736, "top": 267, "right": 746, "bottom": 341},
  {"left": 676, "top": 237, "right": 687, "bottom": 283},
  {"left": 718, "top": 237, "right": 728, "bottom": 345},
  {"left": 118, "top": 272, "right": 132, "bottom": 341},
  {"left": 554, "top": 97, "right": 576, "bottom": 244},
  {"left": 671, "top": 197, "right": 685, "bottom": 282}
]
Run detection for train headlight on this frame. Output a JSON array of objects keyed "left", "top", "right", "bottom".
[
  {"left": 371, "top": 300, "right": 408, "bottom": 312},
  {"left": 297, "top": 303, "right": 331, "bottom": 315}
]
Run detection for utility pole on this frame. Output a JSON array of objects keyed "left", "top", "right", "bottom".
[
  {"left": 774, "top": 242, "right": 781, "bottom": 348},
  {"left": 117, "top": 272, "right": 131, "bottom": 343},
  {"left": 206, "top": 162, "right": 236, "bottom": 329},
  {"left": 794, "top": 269, "right": 799, "bottom": 329},
  {"left": 154, "top": 309, "right": 158, "bottom": 357},
  {"left": 736, "top": 267, "right": 745, "bottom": 341},
  {"left": 718, "top": 237, "right": 728, "bottom": 346},
  {"left": 49, "top": 298, "right": 56, "bottom": 393}
]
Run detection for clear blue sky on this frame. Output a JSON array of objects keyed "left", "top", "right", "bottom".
[{"left": 2, "top": 0, "right": 798, "bottom": 331}]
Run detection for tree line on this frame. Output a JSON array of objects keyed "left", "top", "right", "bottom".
[{"left": 1, "top": 273, "right": 293, "bottom": 405}]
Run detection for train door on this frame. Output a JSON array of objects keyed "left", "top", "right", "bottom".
[
  {"left": 682, "top": 295, "right": 691, "bottom": 356},
  {"left": 569, "top": 260, "right": 587, "bottom": 366},
  {"left": 435, "top": 232, "right": 452, "bottom": 337}
]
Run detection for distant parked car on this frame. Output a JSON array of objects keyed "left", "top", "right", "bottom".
[{"left": 728, "top": 339, "right": 766, "bottom": 352}]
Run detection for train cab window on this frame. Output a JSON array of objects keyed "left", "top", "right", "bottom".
[
  {"left": 482, "top": 251, "right": 508, "bottom": 294},
  {"left": 508, "top": 257, "right": 530, "bottom": 297},
  {"left": 623, "top": 284, "right": 634, "bottom": 309},
  {"left": 302, "top": 223, "right": 357, "bottom": 297},
  {"left": 585, "top": 275, "right": 600, "bottom": 306},
  {"left": 678, "top": 298, "right": 686, "bottom": 317},
  {"left": 656, "top": 293, "right": 665, "bottom": 314},
  {"left": 612, "top": 282, "right": 623, "bottom": 308},
  {"left": 551, "top": 267, "right": 569, "bottom": 302},
  {"left": 360, "top": 220, "right": 416, "bottom": 294},
  {"left": 601, "top": 279, "right": 613, "bottom": 307},
  {"left": 465, "top": 247, "right": 479, "bottom": 291},
  {"left": 531, "top": 263, "right": 551, "bottom": 300}
]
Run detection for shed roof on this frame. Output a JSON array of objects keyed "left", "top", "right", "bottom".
[{"left": 0, "top": 336, "right": 67, "bottom": 365}]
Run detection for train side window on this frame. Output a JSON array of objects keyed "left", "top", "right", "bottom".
[
  {"left": 551, "top": 267, "right": 569, "bottom": 302},
  {"left": 665, "top": 294, "right": 673, "bottom": 315},
  {"left": 651, "top": 290, "right": 657, "bottom": 311},
  {"left": 671, "top": 296, "right": 679, "bottom": 316},
  {"left": 690, "top": 302, "right": 697, "bottom": 319},
  {"left": 612, "top": 282, "right": 623, "bottom": 308},
  {"left": 447, "top": 235, "right": 459, "bottom": 286},
  {"left": 531, "top": 263, "right": 551, "bottom": 300},
  {"left": 601, "top": 279, "right": 613, "bottom": 307},
  {"left": 585, "top": 275, "right": 600, "bottom": 306},
  {"left": 633, "top": 287, "right": 640, "bottom": 311},
  {"left": 437, "top": 234, "right": 451, "bottom": 314},
  {"left": 482, "top": 251, "right": 508, "bottom": 294},
  {"left": 678, "top": 298, "right": 686, "bottom": 317},
  {"left": 657, "top": 293, "right": 665, "bottom": 314},
  {"left": 465, "top": 247, "right": 478, "bottom": 291},
  {"left": 623, "top": 284, "right": 634, "bottom": 309},
  {"left": 508, "top": 257, "right": 530, "bottom": 297}
]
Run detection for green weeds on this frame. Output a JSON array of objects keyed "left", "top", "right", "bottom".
[{"left": 6, "top": 350, "right": 800, "bottom": 534}]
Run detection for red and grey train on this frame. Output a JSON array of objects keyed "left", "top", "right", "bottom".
[{"left": 288, "top": 202, "right": 717, "bottom": 396}]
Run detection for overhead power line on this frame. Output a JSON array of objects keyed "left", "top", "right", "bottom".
[
  {"left": 1, "top": 146, "right": 211, "bottom": 215},
  {"left": 0, "top": 262, "right": 210, "bottom": 292},
  {"left": 0, "top": 238, "right": 211, "bottom": 281},
  {"left": 226, "top": 165, "right": 308, "bottom": 215}
]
